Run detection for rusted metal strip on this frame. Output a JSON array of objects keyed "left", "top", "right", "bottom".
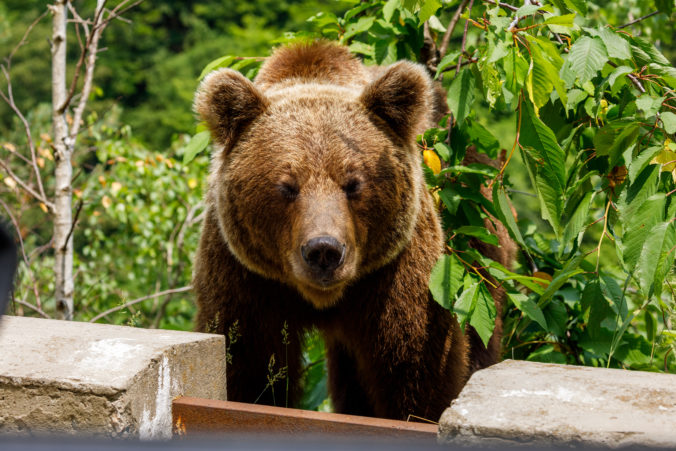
[{"left": 173, "top": 397, "right": 438, "bottom": 441}]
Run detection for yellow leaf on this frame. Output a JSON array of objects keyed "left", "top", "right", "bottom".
[
  {"left": 73, "top": 188, "right": 83, "bottom": 198},
  {"left": 101, "top": 195, "right": 112, "bottom": 209},
  {"left": 187, "top": 178, "right": 198, "bottom": 189},
  {"left": 38, "top": 147, "right": 53, "bottom": 161},
  {"left": 37, "top": 157, "right": 45, "bottom": 168},
  {"left": 533, "top": 271, "right": 552, "bottom": 288},
  {"left": 111, "top": 181, "right": 122, "bottom": 195},
  {"left": 652, "top": 147, "right": 676, "bottom": 183},
  {"left": 39, "top": 203, "right": 48, "bottom": 213},
  {"left": 423, "top": 149, "right": 441, "bottom": 175},
  {"left": 2, "top": 142, "right": 16, "bottom": 152},
  {"left": 98, "top": 175, "right": 106, "bottom": 187},
  {"left": 3, "top": 176, "right": 17, "bottom": 189},
  {"left": 40, "top": 133, "right": 52, "bottom": 143}
]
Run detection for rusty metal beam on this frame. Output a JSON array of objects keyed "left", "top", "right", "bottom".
[{"left": 172, "top": 397, "right": 438, "bottom": 441}]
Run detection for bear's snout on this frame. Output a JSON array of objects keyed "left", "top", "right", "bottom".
[{"left": 301, "top": 236, "right": 346, "bottom": 278}]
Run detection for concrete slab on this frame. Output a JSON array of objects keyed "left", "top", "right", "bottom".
[
  {"left": 438, "top": 359, "right": 676, "bottom": 447},
  {"left": 0, "top": 316, "right": 226, "bottom": 438}
]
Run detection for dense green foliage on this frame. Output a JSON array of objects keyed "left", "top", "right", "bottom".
[{"left": 1, "top": 0, "right": 675, "bottom": 412}]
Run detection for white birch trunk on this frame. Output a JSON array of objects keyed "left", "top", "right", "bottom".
[{"left": 51, "top": 0, "right": 73, "bottom": 320}]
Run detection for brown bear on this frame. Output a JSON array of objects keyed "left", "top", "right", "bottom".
[{"left": 192, "top": 41, "right": 514, "bottom": 421}]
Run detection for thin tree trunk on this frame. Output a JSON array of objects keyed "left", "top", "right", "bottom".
[{"left": 51, "top": 0, "right": 73, "bottom": 320}]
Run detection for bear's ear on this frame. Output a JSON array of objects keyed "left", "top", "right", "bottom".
[
  {"left": 359, "top": 62, "right": 432, "bottom": 142},
  {"left": 194, "top": 68, "right": 269, "bottom": 152}
]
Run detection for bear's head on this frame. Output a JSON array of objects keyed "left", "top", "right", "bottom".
[{"left": 195, "top": 44, "right": 436, "bottom": 309}]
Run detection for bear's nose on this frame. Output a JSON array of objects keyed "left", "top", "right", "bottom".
[{"left": 301, "top": 236, "right": 346, "bottom": 273}]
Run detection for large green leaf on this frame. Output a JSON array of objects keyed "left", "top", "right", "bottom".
[
  {"left": 418, "top": 0, "right": 441, "bottom": 23},
  {"left": 593, "top": 119, "right": 640, "bottom": 167},
  {"left": 563, "top": 0, "right": 587, "bottom": 15},
  {"left": 429, "top": 254, "right": 465, "bottom": 310},
  {"left": 493, "top": 183, "right": 528, "bottom": 250},
  {"left": 183, "top": 131, "right": 211, "bottom": 164},
  {"left": 509, "top": 292, "right": 548, "bottom": 330},
  {"left": 655, "top": 0, "right": 674, "bottom": 15},
  {"left": 636, "top": 221, "right": 676, "bottom": 297},
  {"left": 621, "top": 193, "right": 666, "bottom": 273},
  {"left": 343, "top": 16, "right": 376, "bottom": 40},
  {"left": 567, "top": 36, "right": 608, "bottom": 84},
  {"left": 562, "top": 191, "right": 593, "bottom": 247},
  {"left": 469, "top": 283, "right": 497, "bottom": 346},
  {"left": 455, "top": 226, "right": 499, "bottom": 246},
  {"left": 520, "top": 102, "right": 566, "bottom": 236},
  {"left": 447, "top": 69, "right": 476, "bottom": 127},
  {"left": 598, "top": 27, "right": 632, "bottom": 61}
]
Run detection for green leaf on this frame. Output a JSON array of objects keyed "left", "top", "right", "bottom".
[
  {"left": 631, "top": 36, "right": 671, "bottom": 67},
  {"left": 598, "top": 27, "right": 632, "bottom": 61},
  {"left": 520, "top": 102, "right": 566, "bottom": 236},
  {"left": 543, "top": 299, "right": 567, "bottom": 337},
  {"left": 447, "top": 69, "right": 475, "bottom": 127},
  {"left": 438, "top": 163, "right": 498, "bottom": 178},
  {"left": 636, "top": 95, "right": 665, "bottom": 118},
  {"left": 198, "top": 55, "right": 235, "bottom": 80},
  {"left": 183, "top": 131, "right": 211, "bottom": 164},
  {"left": 563, "top": 0, "right": 587, "bottom": 15},
  {"left": 465, "top": 121, "right": 500, "bottom": 158},
  {"left": 418, "top": 0, "right": 441, "bottom": 23},
  {"left": 454, "top": 226, "right": 499, "bottom": 246},
  {"left": 581, "top": 279, "right": 614, "bottom": 339},
  {"left": 383, "top": 0, "right": 400, "bottom": 22},
  {"left": 348, "top": 41, "right": 375, "bottom": 57},
  {"left": 430, "top": 254, "right": 465, "bottom": 310},
  {"left": 469, "top": 284, "right": 497, "bottom": 346},
  {"left": 439, "top": 186, "right": 461, "bottom": 214},
  {"left": 661, "top": 111, "right": 676, "bottom": 134},
  {"left": 433, "top": 142, "right": 451, "bottom": 161},
  {"left": 526, "top": 344, "right": 567, "bottom": 364},
  {"left": 435, "top": 51, "right": 460, "bottom": 79},
  {"left": 608, "top": 65, "right": 633, "bottom": 94},
  {"left": 628, "top": 146, "right": 662, "bottom": 183},
  {"left": 454, "top": 280, "right": 478, "bottom": 329},
  {"left": 636, "top": 221, "right": 676, "bottom": 297},
  {"left": 504, "top": 48, "right": 529, "bottom": 96},
  {"left": 567, "top": 36, "right": 608, "bottom": 84},
  {"left": 516, "top": 4, "right": 541, "bottom": 16},
  {"left": 593, "top": 119, "right": 640, "bottom": 166},
  {"left": 343, "top": 16, "right": 376, "bottom": 40},
  {"left": 493, "top": 183, "right": 527, "bottom": 250},
  {"left": 538, "top": 253, "right": 585, "bottom": 307},
  {"left": 621, "top": 193, "right": 666, "bottom": 273},
  {"left": 509, "top": 292, "right": 548, "bottom": 330},
  {"left": 543, "top": 13, "right": 576, "bottom": 26},
  {"left": 374, "top": 39, "right": 398, "bottom": 65},
  {"left": 562, "top": 191, "right": 593, "bottom": 246}
]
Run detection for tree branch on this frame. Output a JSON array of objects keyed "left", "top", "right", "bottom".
[
  {"left": 0, "top": 159, "right": 54, "bottom": 210},
  {"left": 439, "top": 0, "right": 472, "bottom": 57},
  {"left": 617, "top": 11, "right": 659, "bottom": 29},
  {"left": 89, "top": 286, "right": 192, "bottom": 323},
  {"left": 482, "top": 0, "right": 518, "bottom": 12},
  {"left": 0, "top": 67, "right": 48, "bottom": 205},
  {"left": 456, "top": 0, "right": 475, "bottom": 74}
]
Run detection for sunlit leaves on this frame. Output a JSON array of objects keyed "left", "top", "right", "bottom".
[
  {"left": 567, "top": 36, "right": 609, "bottom": 84},
  {"left": 446, "top": 69, "right": 475, "bottom": 127},
  {"left": 519, "top": 102, "right": 566, "bottom": 236}
]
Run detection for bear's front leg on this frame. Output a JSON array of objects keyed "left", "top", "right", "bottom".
[{"left": 194, "top": 208, "right": 308, "bottom": 407}]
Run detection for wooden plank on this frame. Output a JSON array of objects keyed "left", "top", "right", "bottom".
[{"left": 172, "top": 397, "right": 438, "bottom": 441}]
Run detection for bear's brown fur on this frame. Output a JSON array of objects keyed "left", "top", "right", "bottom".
[{"left": 193, "top": 41, "right": 514, "bottom": 420}]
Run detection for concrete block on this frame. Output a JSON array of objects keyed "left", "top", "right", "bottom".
[
  {"left": 0, "top": 316, "right": 226, "bottom": 439},
  {"left": 438, "top": 360, "right": 676, "bottom": 447}
]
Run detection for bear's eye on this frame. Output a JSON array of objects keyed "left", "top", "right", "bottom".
[
  {"left": 343, "top": 179, "right": 362, "bottom": 199},
  {"left": 277, "top": 183, "right": 299, "bottom": 201}
]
